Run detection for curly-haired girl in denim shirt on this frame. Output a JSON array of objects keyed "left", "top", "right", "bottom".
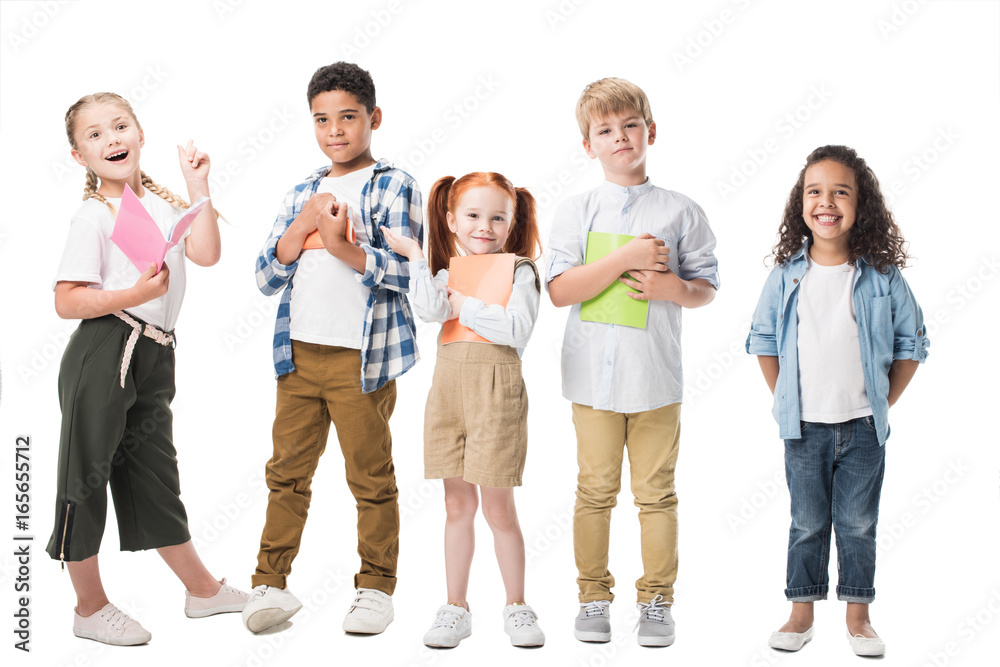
[{"left": 747, "top": 145, "right": 928, "bottom": 657}]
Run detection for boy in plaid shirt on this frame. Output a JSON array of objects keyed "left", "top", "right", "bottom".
[{"left": 244, "top": 62, "right": 422, "bottom": 635}]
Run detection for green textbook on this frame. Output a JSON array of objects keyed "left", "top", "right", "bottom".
[{"left": 580, "top": 231, "right": 649, "bottom": 328}]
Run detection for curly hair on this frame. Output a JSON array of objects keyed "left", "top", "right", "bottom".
[
  {"left": 307, "top": 62, "right": 376, "bottom": 112},
  {"left": 770, "top": 145, "right": 908, "bottom": 272}
]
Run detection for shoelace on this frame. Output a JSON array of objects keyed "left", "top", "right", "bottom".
[
  {"left": 247, "top": 585, "right": 269, "bottom": 603},
  {"left": 431, "top": 609, "right": 463, "bottom": 629},
  {"left": 510, "top": 609, "right": 537, "bottom": 628},
  {"left": 583, "top": 600, "right": 610, "bottom": 618},
  {"left": 633, "top": 594, "right": 667, "bottom": 631},
  {"left": 101, "top": 606, "right": 134, "bottom": 631}
]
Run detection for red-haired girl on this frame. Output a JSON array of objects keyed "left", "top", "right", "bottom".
[{"left": 382, "top": 172, "right": 545, "bottom": 649}]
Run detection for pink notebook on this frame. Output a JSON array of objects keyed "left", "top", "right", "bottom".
[{"left": 110, "top": 183, "right": 209, "bottom": 273}]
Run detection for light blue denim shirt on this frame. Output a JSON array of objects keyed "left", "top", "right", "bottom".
[{"left": 745, "top": 242, "right": 929, "bottom": 445}]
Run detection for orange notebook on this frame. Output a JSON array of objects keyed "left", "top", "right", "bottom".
[
  {"left": 442, "top": 253, "right": 516, "bottom": 344},
  {"left": 301, "top": 212, "right": 356, "bottom": 249}
]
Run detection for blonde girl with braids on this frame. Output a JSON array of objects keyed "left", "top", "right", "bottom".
[
  {"left": 46, "top": 92, "right": 248, "bottom": 645},
  {"left": 381, "top": 172, "right": 546, "bottom": 649}
]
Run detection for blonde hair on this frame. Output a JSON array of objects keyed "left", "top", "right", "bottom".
[
  {"left": 575, "top": 77, "right": 654, "bottom": 140},
  {"left": 65, "top": 92, "right": 192, "bottom": 215}
]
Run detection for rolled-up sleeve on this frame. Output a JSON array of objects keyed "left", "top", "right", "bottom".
[
  {"left": 676, "top": 202, "right": 720, "bottom": 289},
  {"left": 544, "top": 199, "right": 586, "bottom": 288},
  {"left": 746, "top": 269, "right": 780, "bottom": 356},
  {"left": 255, "top": 186, "right": 300, "bottom": 296},
  {"left": 888, "top": 266, "right": 929, "bottom": 362},
  {"left": 408, "top": 259, "right": 451, "bottom": 323}
]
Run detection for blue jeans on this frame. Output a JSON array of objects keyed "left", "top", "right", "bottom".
[{"left": 783, "top": 416, "right": 885, "bottom": 603}]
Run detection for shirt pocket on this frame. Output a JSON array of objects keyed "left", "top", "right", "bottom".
[{"left": 869, "top": 295, "right": 892, "bottom": 335}]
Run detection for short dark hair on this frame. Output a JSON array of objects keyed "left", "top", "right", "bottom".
[{"left": 306, "top": 62, "right": 376, "bottom": 112}]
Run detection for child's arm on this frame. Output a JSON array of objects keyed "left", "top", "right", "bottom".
[
  {"left": 177, "top": 142, "right": 221, "bottom": 267},
  {"left": 54, "top": 264, "right": 169, "bottom": 320},
  {"left": 758, "top": 356, "right": 779, "bottom": 394},
  {"left": 455, "top": 262, "right": 540, "bottom": 348},
  {"left": 548, "top": 233, "right": 669, "bottom": 307},
  {"left": 379, "top": 226, "right": 449, "bottom": 322},
  {"left": 256, "top": 185, "right": 330, "bottom": 296},
  {"left": 887, "top": 359, "right": 919, "bottom": 406},
  {"left": 317, "top": 198, "right": 366, "bottom": 272},
  {"left": 746, "top": 268, "right": 782, "bottom": 391},
  {"left": 618, "top": 270, "right": 716, "bottom": 307},
  {"left": 358, "top": 177, "right": 424, "bottom": 292}
]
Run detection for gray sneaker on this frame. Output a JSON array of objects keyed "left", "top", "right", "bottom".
[
  {"left": 635, "top": 595, "right": 674, "bottom": 647},
  {"left": 574, "top": 600, "right": 611, "bottom": 642}
]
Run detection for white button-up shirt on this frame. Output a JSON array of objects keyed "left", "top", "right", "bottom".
[{"left": 545, "top": 180, "right": 719, "bottom": 413}]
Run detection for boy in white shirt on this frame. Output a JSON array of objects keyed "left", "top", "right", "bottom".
[{"left": 546, "top": 77, "right": 719, "bottom": 647}]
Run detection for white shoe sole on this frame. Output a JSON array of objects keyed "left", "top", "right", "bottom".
[
  {"left": 186, "top": 602, "right": 247, "bottom": 618},
  {"left": 574, "top": 629, "right": 612, "bottom": 642},
  {"left": 244, "top": 605, "right": 302, "bottom": 633},
  {"left": 74, "top": 627, "right": 151, "bottom": 646},
  {"left": 638, "top": 633, "right": 675, "bottom": 647}
]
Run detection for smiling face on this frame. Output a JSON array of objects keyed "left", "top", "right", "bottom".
[
  {"left": 802, "top": 159, "right": 858, "bottom": 260},
  {"left": 583, "top": 110, "right": 656, "bottom": 186},
  {"left": 70, "top": 102, "right": 144, "bottom": 189},
  {"left": 447, "top": 186, "right": 514, "bottom": 256},
  {"left": 311, "top": 89, "right": 381, "bottom": 176}
]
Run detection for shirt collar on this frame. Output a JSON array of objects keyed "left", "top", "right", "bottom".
[
  {"left": 304, "top": 158, "right": 394, "bottom": 183},
  {"left": 600, "top": 177, "right": 655, "bottom": 198}
]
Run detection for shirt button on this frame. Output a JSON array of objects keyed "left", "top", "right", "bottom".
[
  {"left": 917, "top": 329, "right": 923, "bottom": 335},
  {"left": 792, "top": 278, "right": 798, "bottom": 283},
  {"left": 606, "top": 360, "right": 612, "bottom": 366}
]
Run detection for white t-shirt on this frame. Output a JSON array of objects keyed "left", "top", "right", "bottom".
[
  {"left": 796, "top": 256, "right": 872, "bottom": 422},
  {"left": 54, "top": 193, "right": 188, "bottom": 331},
  {"left": 288, "top": 166, "right": 374, "bottom": 349}
]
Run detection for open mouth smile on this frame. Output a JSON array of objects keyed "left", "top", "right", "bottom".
[{"left": 105, "top": 150, "right": 128, "bottom": 162}]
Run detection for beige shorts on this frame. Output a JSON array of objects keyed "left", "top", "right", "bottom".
[{"left": 424, "top": 337, "right": 527, "bottom": 487}]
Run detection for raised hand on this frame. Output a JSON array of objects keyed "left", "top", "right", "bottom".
[{"left": 177, "top": 140, "right": 210, "bottom": 184}]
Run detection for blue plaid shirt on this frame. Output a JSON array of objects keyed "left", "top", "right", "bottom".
[{"left": 255, "top": 159, "right": 423, "bottom": 393}]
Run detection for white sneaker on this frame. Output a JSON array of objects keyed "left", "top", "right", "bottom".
[
  {"left": 241, "top": 585, "right": 302, "bottom": 633},
  {"left": 503, "top": 604, "right": 545, "bottom": 647},
  {"left": 343, "top": 588, "right": 394, "bottom": 634},
  {"left": 423, "top": 604, "right": 472, "bottom": 648},
  {"left": 73, "top": 603, "right": 151, "bottom": 646}
]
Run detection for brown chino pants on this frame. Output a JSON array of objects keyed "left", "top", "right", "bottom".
[{"left": 252, "top": 341, "right": 399, "bottom": 594}]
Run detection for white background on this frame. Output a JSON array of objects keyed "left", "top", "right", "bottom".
[{"left": 1, "top": 1, "right": 998, "bottom": 666}]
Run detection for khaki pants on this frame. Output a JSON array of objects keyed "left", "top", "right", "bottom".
[
  {"left": 252, "top": 342, "right": 399, "bottom": 594},
  {"left": 572, "top": 402, "right": 681, "bottom": 604}
]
